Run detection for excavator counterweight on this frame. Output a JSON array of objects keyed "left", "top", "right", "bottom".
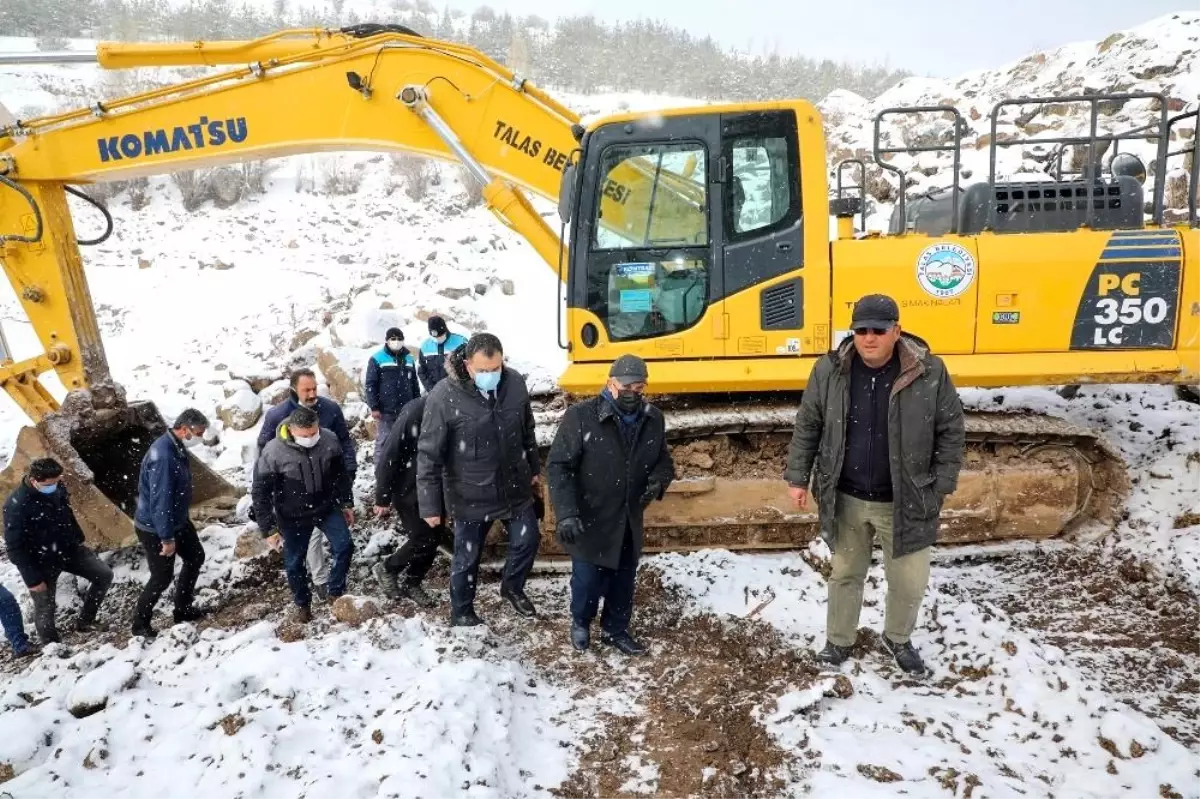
[{"left": 0, "top": 27, "right": 1195, "bottom": 554}]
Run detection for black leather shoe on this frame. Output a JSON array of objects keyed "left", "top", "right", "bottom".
[
  {"left": 373, "top": 562, "right": 401, "bottom": 600},
  {"left": 501, "top": 588, "right": 537, "bottom": 618},
  {"left": 815, "top": 641, "right": 853, "bottom": 667},
  {"left": 600, "top": 632, "right": 647, "bottom": 656},
  {"left": 882, "top": 636, "right": 928, "bottom": 676},
  {"left": 570, "top": 623, "right": 590, "bottom": 651},
  {"left": 451, "top": 609, "right": 486, "bottom": 627}
]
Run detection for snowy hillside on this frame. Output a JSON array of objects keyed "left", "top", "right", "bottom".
[{"left": 0, "top": 11, "right": 1197, "bottom": 799}]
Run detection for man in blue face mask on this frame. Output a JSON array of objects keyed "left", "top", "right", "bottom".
[
  {"left": 417, "top": 333, "right": 542, "bottom": 627},
  {"left": 3, "top": 458, "right": 113, "bottom": 644}
]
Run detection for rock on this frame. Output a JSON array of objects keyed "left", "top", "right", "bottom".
[
  {"left": 210, "top": 258, "right": 235, "bottom": 270},
  {"left": 231, "top": 371, "right": 279, "bottom": 394},
  {"left": 372, "top": 729, "right": 384, "bottom": 744},
  {"left": 831, "top": 675, "right": 854, "bottom": 699},
  {"left": 500, "top": 279, "right": 515, "bottom": 296},
  {"left": 234, "top": 529, "right": 267, "bottom": 559},
  {"left": 337, "top": 255, "right": 353, "bottom": 265},
  {"left": 67, "top": 659, "right": 137, "bottom": 719},
  {"left": 331, "top": 595, "right": 381, "bottom": 627},
  {"left": 217, "top": 388, "right": 263, "bottom": 431},
  {"left": 315, "top": 347, "right": 366, "bottom": 403},
  {"left": 137, "top": 258, "right": 152, "bottom": 269},
  {"left": 276, "top": 622, "right": 306, "bottom": 643},
  {"left": 686, "top": 451, "right": 715, "bottom": 470},
  {"left": 290, "top": 329, "right": 319, "bottom": 352},
  {"left": 222, "top": 379, "right": 253, "bottom": 399},
  {"left": 437, "top": 287, "right": 472, "bottom": 300},
  {"left": 259, "top": 379, "right": 292, "bottom": 407},
  {"left": 425, "top": 250, "right": 437, "bottom": 262},
  {"left": 379, "top": 300, "right": 395, "bottom": 310},
  {"left": 474, "top": 283, "right": 488, "bottom": 295},
  {"left": 0, "top": 762, "right": 13, "bottom": 782}
]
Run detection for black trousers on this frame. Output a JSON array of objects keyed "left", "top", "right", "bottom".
[
  {"left": 134, "top": 521, "right": 206, "bottom": 627},
  {"left": 30, "top": 545, "right": 113, "bottom": 642},
  {"left": 383, "top": 501, "right": 442, "bottom": 585}
]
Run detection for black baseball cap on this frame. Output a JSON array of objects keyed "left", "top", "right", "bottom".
[
  {"left": 851, "top": 294, "right": 900, "bottom": 329},
  {"left": 609, "top": 354, "right": 648, "bottom": 384}
]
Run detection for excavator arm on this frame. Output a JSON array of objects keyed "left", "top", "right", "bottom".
[{"left": 0, "top": 26, "right": 710, "bottom": 548}]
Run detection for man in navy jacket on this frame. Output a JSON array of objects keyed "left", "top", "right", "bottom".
[
  {"left": 4, "top": 458, "right": 113, "bottom": 643},
  {"left": 132, "top": 408, "right": 211, "bottom": 638},
  {"left": 256, "top": 368, "right": 357, "bottom": 599},
  {"left": 365, "top": 327, "right": 420, "bottom": 460}
]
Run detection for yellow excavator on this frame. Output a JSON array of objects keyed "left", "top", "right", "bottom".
[{"left": 0, "top": 25, "right": 1196, "bottom": 553}]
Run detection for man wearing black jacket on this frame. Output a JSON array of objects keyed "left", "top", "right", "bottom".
[
  {"left": 3, "top": 458, "right": 113, "bottom": 643},
  {"left": 417, "top": 333, "right": 541, "bottom": 627},
  {"left": 372, "top": 394, "right": 442, "bottom": 608},
  {"left": 252, "top": 406, "right": 356, "bottom": 623},
  {"left": 548, "top": 355, "right": 674, "bottom": 655}
]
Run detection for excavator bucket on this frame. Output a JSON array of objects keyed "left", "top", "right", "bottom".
[{"left": 0, "top": 397, "right": 240, "bottom": 550}]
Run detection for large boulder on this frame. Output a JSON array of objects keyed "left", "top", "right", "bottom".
[
  {"left": 259, "top": 379, "right": 292, "bottom": 408},
  {"left": 217, "top": 388, "right": 262, "bottom": 431},
  {"left": 331, "top": 595, "right": 381, "bottom": 627},
  {"left": 315, "top": 346, "right": 368, "bottom": 403}
]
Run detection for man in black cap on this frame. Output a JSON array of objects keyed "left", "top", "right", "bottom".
[
  {"left": 365, "top": 326, "right": 420, "bottom": 461},
  {"left": 418, "top": 316, "right": 469, "bottom": 392},
  {"left": 784, "top": 294, "right": 964, "bottom": 676},
  {"left": 547, "top": 354, "right": 674, "bottom": 655}
]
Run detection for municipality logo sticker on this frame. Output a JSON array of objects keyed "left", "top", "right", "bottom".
[{"left": 916, "top": 242, "right": 976, "bottom": 298}]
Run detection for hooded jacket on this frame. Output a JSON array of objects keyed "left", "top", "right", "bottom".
[
  {"left": 416, "top": 350, "right": 539, "bottom": 522},
  {"left": 252, "top": 424, "right": 353, "bottom": 531},
  {"left": 256, "top": 394, "right": 356, "bottom": 474},
  {"left": 784, "top": 333, "right": 966, "bottom": 557}
]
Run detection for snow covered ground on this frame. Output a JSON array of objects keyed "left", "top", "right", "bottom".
[{"left": 0, "top": 11, "right": 1198, "bottom": 798}]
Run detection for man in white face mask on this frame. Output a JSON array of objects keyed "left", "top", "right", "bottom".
[
  {"left": 252, "top": 406, "right": 356, "bottom": 623},
  {"left": 365, "top": 327, "right": 420, "bottom": 461}
]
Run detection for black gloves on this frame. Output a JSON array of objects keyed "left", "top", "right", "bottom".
[
  {"left": 556, "top": 516, "right": 585, "bottom": 546},
  {"left": 640, "top": 480, "right": 666, "bottom": 508}
]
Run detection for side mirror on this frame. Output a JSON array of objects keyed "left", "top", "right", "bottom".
[{"left": 558, "top": 162, "right": 577, "bottom": 225}]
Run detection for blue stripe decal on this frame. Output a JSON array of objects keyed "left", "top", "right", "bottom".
[
  {"left": 1100, "top": 246, "right": 1182, "bottom": 260},
  {"left": 1105, "top": 237, "right": 1182, "bottom": 245},
  {"left": 1110, "top": 229, "right": 1181, "bottom": 237}
]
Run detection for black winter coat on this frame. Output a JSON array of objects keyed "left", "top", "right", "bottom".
[
  {"left": 252, "top": 425, "right": 353, "bottom": 531},
  {"left": 3, "top": 480, "right": 87, "bottom": 587},
  {"left": 365, "top": 347, "right": 420, "bottom": 416},
  {"left": 375, "top": 395, "right": 426, "bottom": 509},
  {"left": 416, "top": 353, "right": 539, "bottom": 522},
  {"left": 547, "top": 395, "right": 675, "bottom": 570}
]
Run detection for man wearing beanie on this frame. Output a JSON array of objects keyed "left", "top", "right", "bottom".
[
  {"left": 365, "top": 327, "right": 420, "bottom": 460},
  {"left": 547, "top": 354, "right": 675, "bottom": 656},
  {"left": 418, "top": 316, "right": 469, "bottom": 392}
]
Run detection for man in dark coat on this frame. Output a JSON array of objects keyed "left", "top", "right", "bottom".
[
  {"left": 256, "top": 368, "right": 357, "bottom": 600},
  {"left": 418, "top": 316, "right": 469, "bottom": 392},
  {"left": 252, "top": 406, "right": 355, "bottom": 623},
  {"left": 372, "top": 394, "right": 442, "bottom": 608},
  {"left": 785, "top": 294, "right": 965, "bottom": 675},
  {"left": 3, "top": 458, "right": 113, "bottom": 643},
  {"left": 548, "top": 355, "right": 674, "bottom": 655},
  {"left": 365, "top": 327, "right": 420, "bottom": 461},
  {"left": 417, "top": 333, "right": 540, "bottom": 627},
  {"left": 131, "top": 408, "right": 211, "bottom": 638}
]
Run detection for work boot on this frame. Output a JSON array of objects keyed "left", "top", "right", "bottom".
[
  {"left": 500, "top": 588, "right": 537, "bottom": 618},
  {"left": 173, "top": 606, "right": 208, "bottom": 624},
  {"left": 373, "top": 562, "right": 402, "bottom": 600},
  {"left": 600, "top": 632, "right": 647, "bottom": 656},
  {"left": 882, "top": 636, "right": 927, "bottom": 676},
  {"left": 451, "top": 608, "right": 485, "bottom": 628},
  {"left": 570, "top": 623, "right": 590, "bottom": 652},
  {"left": 131, "top": 622, "right": 158, "bottom": 640},
  {"left": 13, "top": 643, "right": 40, "bottom": 659},
  {"left": 402, "top": 582, "right": 437, "bottom": 609},
  {"left": 313, "top": 583, "right": 330, "bottom": 602},
  {"left": 291, "top": 605, "right": 313, "bottom": 624},
  {"left": 815, "top": 641, "right": 853, "bottom": 667}
]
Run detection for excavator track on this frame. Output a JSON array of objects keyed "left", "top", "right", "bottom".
[{"left": 528, "top": 397, "right": 1128, "bottom": 555}]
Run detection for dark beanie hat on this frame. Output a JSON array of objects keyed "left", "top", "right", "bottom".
[{"left": 386, "top": 327, "right": 404, "bottom": 340}]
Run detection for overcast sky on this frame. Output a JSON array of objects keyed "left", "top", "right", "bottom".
[{"left": 442, "top": 0, "right": 1188, "bottom": 77}]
